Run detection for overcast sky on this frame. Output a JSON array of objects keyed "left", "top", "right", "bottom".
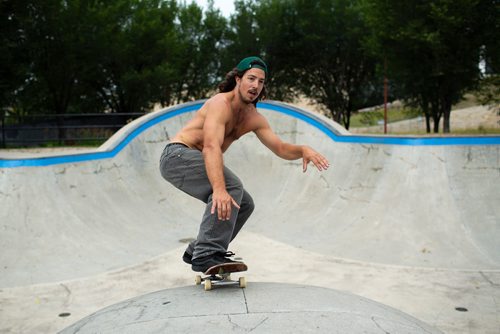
[{"left": 191, "top": 0, "right": 235, "bottom": 17}]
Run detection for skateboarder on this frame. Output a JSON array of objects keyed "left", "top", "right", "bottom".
[{"left": 160, "top": 56, "right": 329, "bottom": 272}]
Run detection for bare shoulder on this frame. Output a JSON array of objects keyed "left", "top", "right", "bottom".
[
  {"left": 249, "top": 109, "right": 271, "bottom": 131},
  {"left": 203, "top": 93, "right": 232, "bottom": 116}
]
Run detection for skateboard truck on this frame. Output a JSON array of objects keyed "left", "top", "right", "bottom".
[{"left": 195, "top": 262, "right": 248, "bottom": 291}]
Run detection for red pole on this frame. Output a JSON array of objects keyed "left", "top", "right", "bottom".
[{"left": 384, "top": 59, "right": 388, "bottom": 134}]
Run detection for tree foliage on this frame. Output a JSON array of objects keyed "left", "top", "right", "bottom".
[
  {"left": 223, "top": 0, "right": 378, "bottom": 129},
  {"left": 362, "top": 0, "right": 497, "bottom": 133},
  {"left": 263, "top": 0, "right": 377, "bottom": 128},
  {"left": 83, "top": 0, "right": 180, "bottom": 114},
  {"left": 0, "top": 0, "right": 226, "bottom": 118},
  {"left": 1, "top": 0, "right": 496, "bottom": 135},
  {"left": 172, "top": 1, "right": 228, "bottom": 103}
]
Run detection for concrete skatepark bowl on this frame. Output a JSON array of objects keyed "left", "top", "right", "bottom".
[{"left": 1, "top": 100, "right": 499, "bottom": 333}]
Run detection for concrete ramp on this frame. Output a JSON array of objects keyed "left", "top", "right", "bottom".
[
  {"left": 1, "top": 101, "right": 499, "bottom": 333},
  {"left": 59, "top": 283, "right": 442, "bottom": 334}
]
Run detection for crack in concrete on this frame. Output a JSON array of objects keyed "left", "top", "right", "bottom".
[
  {"left": 248, "top": 316, "right": 269, "bottom": 332},
  {"left": 480, "top": 271, "right": 500, "bottom": 287},
  {"left": 59, "top": 283, "right": 72, "bottom": 309},
  {"left": 320, "top": 175, "right": 330, "bottom": 188},
  {"left": 243, "top": 289, "right": 249, "bottom": 314},
  {"left": 371, "top": 316, "right": 434, "bottom": 334}
]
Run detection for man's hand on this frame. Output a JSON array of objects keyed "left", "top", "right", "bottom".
[
  {"left": 211, "top": 188, "right": 240, "bottom": 221},
  {"left": 302, "top": 146, "right": 330, "bottom": 172}
]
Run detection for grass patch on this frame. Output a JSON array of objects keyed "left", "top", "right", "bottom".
[
  {"left": 449, "top": 127, "right": 500, "bottom": 135},
  {"left": 350, "top": 107, "right": 421, "bottom": 128},
  {"left": 452, "top": 93, "right": 479, "bottom": 110},
  {"left": 350, "top": 102, "right": 500, "bottom": 135},
  {"left": 359, "top": 126, "right": 500, "bottom": 136}
]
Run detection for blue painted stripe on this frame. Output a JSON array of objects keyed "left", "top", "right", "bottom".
[
  {"left": 0, "top": 102, "right": 203, "bottom": 168},
  {"left": 1, "top": 100, "right": 499, "bottom": 168},
  {"left": 259, "top": 101, "right": 500, "bottom": 146}
]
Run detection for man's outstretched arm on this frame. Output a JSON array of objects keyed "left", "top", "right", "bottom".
[{"left": 254, "top": 116, "right": 330, "bottom": 172}]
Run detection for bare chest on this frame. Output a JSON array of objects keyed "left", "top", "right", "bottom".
[
  {"left": 222, "top": 114, "right": 255, "bottom": 150},
  {"left": 225, "top": 123, "right": 246, "bottom": 140}
]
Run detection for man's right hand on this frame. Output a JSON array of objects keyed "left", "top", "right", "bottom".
[{"left": 211, "top": 188, "right": 240, "bottom": 221}]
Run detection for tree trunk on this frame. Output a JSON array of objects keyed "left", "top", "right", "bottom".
[
  {"left": 443, "top": 111, "right": 450, "bottom": 133},
  {"left": 431, "top": 106, "right": 440, "bottom": 133},
  {"left": 344, "top": 115, "right": 350, "bottom": 130},
  {"left": 1, "top": 111, "right": 5, "bottom": 148},
  {"left": 421, "top": 100, "right": 432, "bottom": 133},
  {"left": 344, "top": 101, "right": 352, "bottom": 131},
  {"left": 425, "top": 114, "right": 431, "bottom": 133},
  {"left": 433, "top": 115, "right": 440, "bottom": 133},
  {"left": 442, "top": 99, "right": 452, "bottom": 133}
]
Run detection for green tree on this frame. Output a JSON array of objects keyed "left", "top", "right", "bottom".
[
  {"left": 220, "top": 0, "right": 262, "bottom": 79},
  {"left": 1, "top": 0, "right": 182, "bottom": 115},
  {"left": 1, "top": 0, "right": 181, "bottom": 144},
  {"left": 0, "top": 1, "right": 29, "bottom": 115},
  {"left": 363, "top": 0, "right": 495, "bottom": 133},
  {"left": 81, "top": 0, "right": 179, "bottom": 113},
  {"left": 254, "top": 0, "right": 377, "bottom": 129},
  {"left": 252, "top": 0, "right": 301, "bottom": 101},
  {"left": 0, "top": 1, "right": 91, "bottom": 141},
  {"left": 171, "top": 1, "right": 228, "bottom": 102}
]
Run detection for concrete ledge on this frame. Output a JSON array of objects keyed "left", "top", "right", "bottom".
[{"left": 60, "top": 283, "right": 442, "bottom": 334}]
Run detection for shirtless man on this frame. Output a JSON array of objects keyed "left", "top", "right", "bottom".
[{"left": 160, "top": 56, "right": 329, "bottom": 272}]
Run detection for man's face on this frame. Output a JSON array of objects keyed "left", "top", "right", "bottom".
[{"left": 236, "top": 68, "right": 266, "bottom": 104}]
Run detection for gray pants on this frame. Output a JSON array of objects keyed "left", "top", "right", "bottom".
[{"left": 159, "top": 143, "right": 254, "bottom": 260}]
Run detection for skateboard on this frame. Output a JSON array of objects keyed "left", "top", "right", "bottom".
[{"left": 195, "top": 262, "right": 248, "bottom": 291}]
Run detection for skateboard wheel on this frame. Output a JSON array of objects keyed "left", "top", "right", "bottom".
[
  {"left": 239, "top": 277, "right": 246, "bottom": 288},
  {"left": 204, "top": 279, "right": 212, "bottom": 291},
  {"left": 195, "top": 275, "right": 202, "bottom": 285}
]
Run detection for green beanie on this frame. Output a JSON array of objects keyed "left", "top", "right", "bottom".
[{"left": 236, "top": 56, "right": 268, "bottom": 75}]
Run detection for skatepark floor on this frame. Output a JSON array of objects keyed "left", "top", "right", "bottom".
[{"left": 1, "top": 101, "right": 499, "bottom": 333}]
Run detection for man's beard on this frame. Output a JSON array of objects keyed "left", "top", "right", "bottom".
[{"left": 238, "top": 87, "right": 258, "bottom": 104}]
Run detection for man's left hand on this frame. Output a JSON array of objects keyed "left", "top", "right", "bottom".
[{"left": 302, "top": 146, "right": 330, "bottom": 172}]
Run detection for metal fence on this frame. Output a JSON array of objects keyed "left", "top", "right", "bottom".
[{"left": 0, "top": 112, "right": 145, "bottom": 148}]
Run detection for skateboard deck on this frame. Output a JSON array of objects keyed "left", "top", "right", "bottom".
[{"left": 195, "top": 262, "right": 248, "bottom": 291}]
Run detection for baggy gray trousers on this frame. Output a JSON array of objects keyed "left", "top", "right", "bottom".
[{"left": 159, "top": 143, "right": 254, "bottom": 260}]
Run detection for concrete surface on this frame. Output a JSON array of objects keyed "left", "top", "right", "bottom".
[
  {"left": 59, "top": 283, "right": 442, "bottom": 334},
  {"left": 1, "top": 100, "right": 499, "bottom": 333}
]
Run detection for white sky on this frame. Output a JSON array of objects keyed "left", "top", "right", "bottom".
[{"left": 191, "top": 0, "right": 235, "bottom": 17}]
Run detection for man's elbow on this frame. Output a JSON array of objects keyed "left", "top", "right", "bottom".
[{"left": 202, "top": 142, "right": 221, "bottom": 155}]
